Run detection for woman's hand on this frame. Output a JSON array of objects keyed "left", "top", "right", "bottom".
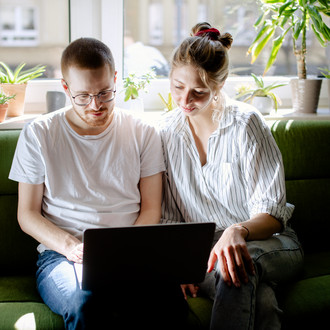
[
  {"left": 207, "top": 225, "right": 255, "bottom": 288},
  {"left": 181, "top": 284, "right": 199, "bottom": 300}
]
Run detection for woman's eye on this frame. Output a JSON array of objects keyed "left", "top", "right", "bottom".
[
  {"left": 175, "top": 86, "right": 183, "bottom": 89},
  {"left": 194, "top": 91, "right": 205, "bottom": 96}
]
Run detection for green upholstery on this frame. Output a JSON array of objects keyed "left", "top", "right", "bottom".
[
  {"left": 271, "top": 120, "right": 330, "bottom": 253},
  {"left": 0, "top": 119, "right": 329, "bottom": 329},
  {"left": 270, "top": 120, "right": 330, "bottom": 329}
]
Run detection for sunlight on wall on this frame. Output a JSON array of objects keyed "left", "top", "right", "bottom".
[{"left": 14, "top": 313, "right": 36, "bottom": 330}]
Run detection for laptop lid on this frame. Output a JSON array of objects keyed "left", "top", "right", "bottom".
[{"left": 80, "top": 222, "right": 215, "bottom": 291}]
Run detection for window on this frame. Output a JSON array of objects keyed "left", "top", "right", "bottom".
[
  {"left": 0, "top": 5, "right": 39, "bottom": 46},
  {"left": 123, "top": 0, "right": 329, "bottom": 77},
  {"left": 0, "top": 0, "right": 69, "bottom": 78},
  {"left": 0, "top": 0, "right": 328, "bottom": 112}
]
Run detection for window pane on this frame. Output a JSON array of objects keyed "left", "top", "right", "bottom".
[
  {"left": 123, "top": 0, "right": 328, "bottom": 77},
  {"left": 0, "top": 0, "right": 69, "bottom": 78}
]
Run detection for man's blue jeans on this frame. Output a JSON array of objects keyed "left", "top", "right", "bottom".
[
  {"left": 36, "top": 250, "right": 187, "bottom": 329},
  {"left": 199, "top": 226, "right": 304, "bottom": 330}
]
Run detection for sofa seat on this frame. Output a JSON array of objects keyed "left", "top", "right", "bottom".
[{"left": 0, "top": 276, "right": 63, "bottom": 329}]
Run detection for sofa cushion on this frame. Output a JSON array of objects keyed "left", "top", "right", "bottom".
[
  {"left": 285, "top": 179, "right": 330, "bottom": 253},
  {"left": 279, "top": 275, "right": 330, "bottom": 329},
  {"left": 0, "top": 302, "right": 64, "bottom": 330},
  {"left": 271, "top": 120, "right": 330, "bottom": 180},
  {"left": 0, "top": 275, "right": 64, "bottom": 329},
  {"left": 271, "top": 120, "right": 330, "bottom": 253},
  {"left": 0, "top": 194, "right": 38, "bottom": 276},
  {"left": 0, "top": 130, "right": 20, "bottom": 194},
  {"left": 186, "top": 296, "right": 213, "bottom": 329},
  {"left": 0, "top": 276, "right": 41, "bottom": 302}
]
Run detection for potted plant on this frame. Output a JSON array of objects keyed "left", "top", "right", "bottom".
[
  {"left": 0, "top": 62, "right": 46, "bottom": 117},
  {"left": 158, "top": 92, "right": 177, "bottom": 112},
  {"left": 0, "top": 88, "right": 15, "bottom": 123},
  {"left": 319, "top": 67, "right": 330, "bottom": 109},
  {"left": 235, "top": 73, "right": 287, "bottom": 114},
  {"left": 123, "top": 70, "right": 155, "bottom": 112},
  {"left": 247, "top": 0, "right": 329, "bottom": 113}
]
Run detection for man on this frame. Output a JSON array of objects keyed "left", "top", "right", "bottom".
[{"left": 9, "top": 38, "right": 182, "bottom": 329}]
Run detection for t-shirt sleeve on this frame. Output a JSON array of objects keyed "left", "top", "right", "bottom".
[
  {"left": 139, "top": 124, "right": 165, "bottom": 178},
  {"left": 9, "top": 123, "right": 45, "bottom": 184}
]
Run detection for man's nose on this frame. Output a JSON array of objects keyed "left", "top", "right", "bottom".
[{"left": 89, "top": 95, "right": 102, "bottom": 110}]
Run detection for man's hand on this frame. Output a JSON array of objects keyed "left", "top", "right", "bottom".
[
  {"left": 66, "top": 243, "right": 84, "bottom": 263},
  {"left": 207, "top": 225, "right": 255, "bottom": 288},
  {"left": 180, "top": 284, "right": 199, "bottom": 300}
]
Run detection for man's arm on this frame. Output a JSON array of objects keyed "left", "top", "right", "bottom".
[
  {"left": 134, "top": 172, "right": 163, "bottom": 225},
  {"left": 17, "top": 182, "right": 83, "bottom": 263}
]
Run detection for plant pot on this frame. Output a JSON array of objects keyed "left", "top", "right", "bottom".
[
  {"left": 290, "top": 78, "right": 322, "bottom": 113},
  {"left": 327, "top": 79, "right": 330, "bottom": 111},
  {"left": 1, "top": 83, "right": 27, "bottom": 117},
  {"left": 0, "top": 103, "right": 9, "bottom": 123},
  {"left": 251, "top": 96, "right": 273, "bottom": 115}
]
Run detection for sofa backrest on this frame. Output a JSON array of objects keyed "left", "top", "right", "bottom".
[
  {"left": 1, "top": 120, "right": 329, "bottom": 275},
  {"left": 271, "top": 120, "right": 330, "bottom": 253},
  {"left": 0, "top": 130, "right": 38, "bottom": 275}
]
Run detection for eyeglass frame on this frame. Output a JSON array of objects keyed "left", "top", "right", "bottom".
[{"left": 64, "top": 81, "right": 116, "bottom": 106}]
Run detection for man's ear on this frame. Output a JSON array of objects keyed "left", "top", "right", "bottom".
[
  {"left": 61, "top": 79, "right": 70, "bottom": 96},
  {"left": 114, "top": 71, "right": 117, "bottom": 83}
]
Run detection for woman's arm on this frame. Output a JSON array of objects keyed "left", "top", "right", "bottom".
[
  {"left": 17, "top": 182, "right": 83, "bottom": 263},
  {"left": 207, "top": 213, "right": 282, "bottom": 288}
]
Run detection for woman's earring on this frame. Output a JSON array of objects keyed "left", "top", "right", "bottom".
[{"left": 214, "top": 95, "right": 218, "bottom": 102}]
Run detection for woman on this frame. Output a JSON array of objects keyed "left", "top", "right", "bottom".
[{"left": 160, "top": 22, "right": 303, "bottom": 330}]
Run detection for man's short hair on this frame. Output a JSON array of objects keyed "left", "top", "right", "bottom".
[{"left": 61, "top": 38, "right": 115, "bottom": 78}]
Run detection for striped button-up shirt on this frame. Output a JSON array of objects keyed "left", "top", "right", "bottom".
[{"left": 159, "top": 104, "right": 294, "bottom": 230}]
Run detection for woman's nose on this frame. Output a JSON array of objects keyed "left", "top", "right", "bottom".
[{"left": 183, "top": 91, "right": 192, "bottom": 104}]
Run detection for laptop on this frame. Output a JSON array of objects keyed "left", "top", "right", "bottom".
[{"left": 75, "top": 222, "right": 215, "bottom": 291}]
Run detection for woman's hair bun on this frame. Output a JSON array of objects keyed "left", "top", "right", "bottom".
[
  {"left": 219, "top": 33, "right": 233, "bottom": 50},
  {"left": 191, "top": 22, "right": 233, "bottom": 49}
]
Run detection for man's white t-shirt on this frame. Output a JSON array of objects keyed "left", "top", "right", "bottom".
[{"left": 9, "top": 108, "right": 165, "bottom": 252}]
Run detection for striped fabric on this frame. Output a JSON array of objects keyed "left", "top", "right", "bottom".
[{"left": 159, "top": 105, "right": 294, "bottom": 231}]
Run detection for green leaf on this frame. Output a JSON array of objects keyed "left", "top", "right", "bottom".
[
  {"left": 293, "top": 21, "right": 305, "bottom": 40},
  {"left": 13, "top": 63, "right": 26, "bottom": 82},
  {"left": 263, "top": 0, "right": 286, "bottom": 4},
  {"left": 0, "top": 62, "right": 14, "bottom": 82},
  {"left": 318, "top": 0, "right": 329, "bottom": 8},
  {"left": 132, "top": 87, "right": 139, "bottom": 99},
  {"left": 268, "top": 92, "right": 279, "bottom": 111},
  {"left": 311, "top": 24, "right": 327, "bottom": 46},
  {"left": 124, "top": 89, "right": 131, "bottom": 102},
  {"left": 254, "top": 12, "right": 267, "bottom": 28},
  {"left": 263, "top": 28, "right": 289, "bottom": 74},
  {"left": 251, "top": 73, "right": 264, "bottom": 88},
  {"left": 250, "top": 26, "right": 275, "bottom": 63},
  {"left": 279, "top": 1, "right": 294, "bottom": 16}
]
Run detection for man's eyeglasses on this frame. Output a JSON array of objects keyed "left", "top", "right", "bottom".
[{"left": 66, "top": 83, "right": 116, "bottom": 106}]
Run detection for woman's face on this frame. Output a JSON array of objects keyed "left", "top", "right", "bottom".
[{"left": 170, "top": 65, "right": 214, "bottom": 118}]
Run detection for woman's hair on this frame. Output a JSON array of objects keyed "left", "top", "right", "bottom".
[
  {"left": 171, "top": 22, "right": 233, "bottom": 88},
  {"left": 61, "top": 38, "right": 115, "bottom": 78},
  {"left": 171, "top": 22, "right": 233, "bottom": 119}
]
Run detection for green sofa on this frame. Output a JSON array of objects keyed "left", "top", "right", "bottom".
[{"left": 1, "top": 119, "right": 330, "bottom": 329}]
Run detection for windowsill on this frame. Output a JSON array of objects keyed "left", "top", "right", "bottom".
[{"left": 1, "top": 107, "right": 329, "bottom": 131}]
